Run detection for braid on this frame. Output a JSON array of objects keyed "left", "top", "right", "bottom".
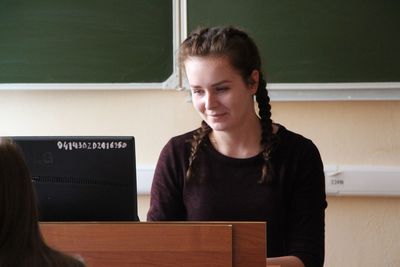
[
  {"left": 186, "top": 121, "right": 211, "bottom": 182},
  {"left": 255, "top": 73, "right": 278, "bottom": 184}
]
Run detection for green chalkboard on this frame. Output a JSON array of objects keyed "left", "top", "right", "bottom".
[
  {"left": 188, "top": 0, "right": 400, "bottom": 83},
  {"left": 0, "top": 0, "right": 173, "bottom": 83}
]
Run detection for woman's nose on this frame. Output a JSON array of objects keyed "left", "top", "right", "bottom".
[{"left": 204, "top": 92, "right": 217, "bottom": 110}]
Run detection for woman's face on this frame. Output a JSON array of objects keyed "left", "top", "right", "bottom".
[{"left": 184, "top": 56, "right": 258, "bottom": 133}]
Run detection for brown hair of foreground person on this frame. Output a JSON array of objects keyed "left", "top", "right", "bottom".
[{"left": 0, "top": 138, "right": 85, "bottom": 267}]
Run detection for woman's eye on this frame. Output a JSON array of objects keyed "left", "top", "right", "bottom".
[
  {"left": 216, "top": 87, "right": 228, "bottom": 92},
  {"left": 192, "top": 89, "right": 203, "bottom": 95}
]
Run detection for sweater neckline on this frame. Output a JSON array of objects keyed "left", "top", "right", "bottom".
[{"left": 204, "top": 124, "right": 285, "bottom": 163}]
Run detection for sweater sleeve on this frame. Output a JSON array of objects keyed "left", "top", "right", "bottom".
[
  {"left": 286, "top": 140, "right": 327, "bottom": 267},
  {"left": 147, "top": 138, "right": 187, "bottom": 221}
]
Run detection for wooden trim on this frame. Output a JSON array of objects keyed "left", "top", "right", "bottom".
[{"left": 40, "top": 222, "right": 266, "bottom": 267}]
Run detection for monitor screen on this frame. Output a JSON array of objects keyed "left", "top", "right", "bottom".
[{"left": 11, "top": 136, "right": 139, "bottom": 222}]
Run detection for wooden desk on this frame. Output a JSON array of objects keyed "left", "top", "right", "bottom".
[{"left": 41, "top": 222, "right": 266, "bottom": 267}]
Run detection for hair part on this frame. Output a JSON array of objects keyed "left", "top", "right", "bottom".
[
  {"left": 181, "top": 26, "right": 279, "bottom": 184},
  {"left": 180, "top": 26, "right": 261, "bottom": 81}
]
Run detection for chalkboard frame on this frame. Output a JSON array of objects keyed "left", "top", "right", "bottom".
[
  {"left": 181, "top": 0, "right": 400, "bottom": 101},
  {"left": 0, "top": 0, "right": 399, "bottom": 101}
]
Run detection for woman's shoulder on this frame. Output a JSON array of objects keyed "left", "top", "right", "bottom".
[
  {"left": 169, "top": 129, "right": 197, "bottom": 143},
  {"left": 164, "top": 129, "right": 199, "bottom": 150},
  {"left": 158, "top": 129, "right": 199, "bottom": 159},
  {"left": 276, "top": 124, "right": 320, "bottom": 155}
]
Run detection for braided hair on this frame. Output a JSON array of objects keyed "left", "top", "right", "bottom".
[{"left": 180, "top": 26, "right": 279, "bottom": 184}]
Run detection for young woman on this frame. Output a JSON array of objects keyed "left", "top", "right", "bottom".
[
  {"left": 147, "top": 26, "right": 327, "bottom": 267},
  {"left": 0, "top": 138, "right": 85, "bottom": 267}
]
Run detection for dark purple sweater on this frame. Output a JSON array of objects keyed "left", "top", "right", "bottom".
[{"left": 147, "top": 125, "right": 327, "bottom": 267}]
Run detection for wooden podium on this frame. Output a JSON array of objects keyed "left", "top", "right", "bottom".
[{"left": 40, "top": 222, "right": 266, "bottom": 267}]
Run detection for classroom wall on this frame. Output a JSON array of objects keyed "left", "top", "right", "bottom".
[{"left": 1, "top": 89, "right": 399, "bottom": 266}]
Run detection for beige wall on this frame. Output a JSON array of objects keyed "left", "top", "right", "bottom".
[{"left": 1, "top": 89, "right": 399, "bottom": 266}]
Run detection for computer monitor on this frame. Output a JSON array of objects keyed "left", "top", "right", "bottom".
[{"left": 11, "top": 136, "right": 139, "bottom": 222}]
